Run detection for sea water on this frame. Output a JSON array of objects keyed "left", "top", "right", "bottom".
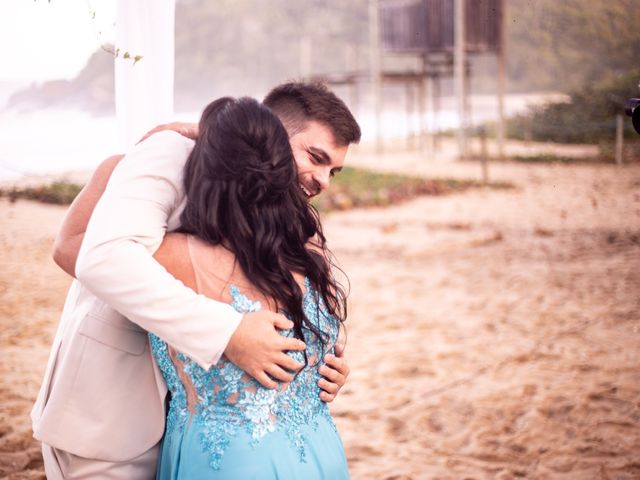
[{"left": 0, "top": 93, "right": 553, "bottom": 181}]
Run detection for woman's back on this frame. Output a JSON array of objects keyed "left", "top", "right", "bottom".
[{"left": 150, "top": 234, "right": 348, "bottom": 479}]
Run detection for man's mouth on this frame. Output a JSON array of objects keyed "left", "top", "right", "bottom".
[{"left": 300, "top": 183, "right": 314, "bottom": 198}]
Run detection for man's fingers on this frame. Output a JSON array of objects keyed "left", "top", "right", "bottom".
[
  {"left": 320, "top": 391, "right": 335, "bottom": 403},
  {"left": 280, "top": 337, "right": 306, "bottom": 352},
  {"left": 317, "top": 354, "right": 350, "bottom": 403},
  {"left": 272, "top": 314, "right": 294, "bottom": 330},
  {"left": 318, "top": 378, "right": 339, "bottom": 395},
  {"left": 275, "top": 353, "right": 304, "bottom": 372},
  {"left": 323, "top": 354, "right": 350, "bottom": 376},
  {"left": 265, "top": 364, "right": 294, "bottom": 383},
  {"left": 318, "top": 364, "right": 344, "bottom": 384},
  {"left": 335, "top": 324, "right": 347, "bottom": 357},
  {"left": 137, "top": 125, "right": 166, "bottom": 144},
  {"left": 253, "top": 370, "right": 278, "bottom": 390}
]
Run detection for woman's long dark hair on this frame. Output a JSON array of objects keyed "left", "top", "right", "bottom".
[{"left": 180, "top": 97, "right": 347, "bottom": 359}]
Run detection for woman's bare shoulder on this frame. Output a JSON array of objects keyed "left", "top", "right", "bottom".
[{"left": 153, "top": 233, "right": 197, "bottom": 290}]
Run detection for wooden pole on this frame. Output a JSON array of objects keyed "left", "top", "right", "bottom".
[
  {"left": 420, "top": 55, "right": 429, "bottom": 152},
  {"left": 496, "top": 0, "right": 506, "bottom": 160},
  {"left": 346, "top": 47, "right": 359, "bottom": 112},
  {"left": 299, "top": 36, "right": 312, "bottom": 78},
  {"left": 369, "top": 0, "right": 382, "bottom": 153},
  {"left": 464, "top": 60, "right": 472, "bottom": 157},
  {"left": 350, "top": 80, "right": 359, "bottom": 115},
  {"left": 480, "top": 125, "right": 489, "bottom": 185},
  {"left": 454, "top": 0, "right": 466, "bottom": 159},
  {"left": 433, "top": 74, "right": 441, "bottom": 152},
  {"left": 524, "top": 115, "right": 532, "bottom": 145},
  {"left": 615, "top": 114, "right": 624, "bottom": 165},
  {"left": 419, "top": 74, "right": 428, "bottom": 152},
  {"left": 406, "top": 82, "right": 415, "bottom": 149}
]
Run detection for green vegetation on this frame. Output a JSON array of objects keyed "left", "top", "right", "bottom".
[
  {"left": 0, "top": 181, "right": 82, "bottom": 205},
  {"left": 313, "top": 167, "right": 513, "bottom": 212},
  {"left": 506, "top": 144, "right": 640, "bottom": 165},
  {"left": 1, "top": 168, "right": 512, "bottom": 210},
  {"left": 501, "top": 70, "right": 640, "bottom": 144},
  {"left": 506, "top": 0, "right": 640, "bottom": 93},
  {"left": 471, "top": 67, "right": 640, "bottom": 164},
  {"left": 508, "top": 154, "right": 602, "bottom": 165}
]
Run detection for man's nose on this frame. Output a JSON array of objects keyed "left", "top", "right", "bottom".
[{"left": 315, "top": 171, "right": 331, "bottom": 192}]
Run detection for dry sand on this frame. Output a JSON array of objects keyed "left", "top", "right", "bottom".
[{"left": 1, "top": 154, "right": 639, "bottom": 479}]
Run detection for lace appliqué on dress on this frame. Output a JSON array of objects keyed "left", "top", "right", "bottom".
[{"left": 149, "top": 278, "right": 339, "bottom": 470}]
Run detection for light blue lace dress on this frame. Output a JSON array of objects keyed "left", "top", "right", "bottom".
[{"left": 149, "top": 278, "right": 349, "bottom": 479}]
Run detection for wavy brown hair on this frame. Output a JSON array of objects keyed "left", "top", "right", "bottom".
[{"left": 180, "top": 97, "right": 347, "bottom": 361}]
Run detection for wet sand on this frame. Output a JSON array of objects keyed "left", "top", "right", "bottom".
[{"left": 1, "top": 156, "right": 639, "bottom": 479}]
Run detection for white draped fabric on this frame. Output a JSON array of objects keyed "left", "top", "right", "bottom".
[{"left": 115, "top": 0, "right": 176, "bottom": 150}]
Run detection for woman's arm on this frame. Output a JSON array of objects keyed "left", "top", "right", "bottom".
[{"left": 52, "top": 154, "right": 124, "bottom": 277}]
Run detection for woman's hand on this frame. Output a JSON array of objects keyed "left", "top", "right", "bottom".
[{"left": 138, "top": 122, "right": 199, "bottom": 143}]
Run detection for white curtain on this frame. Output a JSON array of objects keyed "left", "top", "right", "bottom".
[{"left": 115, "top": 0, "right": 175, "bottom": 150}]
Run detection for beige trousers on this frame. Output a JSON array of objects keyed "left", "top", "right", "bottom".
[{"left": 42, "top": 442, "right": 160, "bottom": 480}]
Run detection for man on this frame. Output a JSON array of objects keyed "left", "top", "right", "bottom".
[{"left": 32, "top": 82, "right": 361, "bottom": 479}]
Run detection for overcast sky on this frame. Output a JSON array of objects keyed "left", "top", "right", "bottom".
[{"left": 0, "top": 0, "right": 116, "bottom": 83}]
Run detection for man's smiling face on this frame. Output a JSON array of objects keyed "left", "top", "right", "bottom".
[{"left": 289, "top": 120, "right": 349, "bottom": 199}]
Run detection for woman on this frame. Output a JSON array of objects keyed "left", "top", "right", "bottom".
[{"left": 150, "top": 97, "right": 349, "bottom": 478}]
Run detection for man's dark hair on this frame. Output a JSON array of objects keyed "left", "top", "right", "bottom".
[{"left": 263, "top": 81, "right": 361, "bottom": 146}]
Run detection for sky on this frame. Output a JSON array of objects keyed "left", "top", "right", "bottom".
[{"left": 0, "top": 0, "right": 116, "bottom": 83}]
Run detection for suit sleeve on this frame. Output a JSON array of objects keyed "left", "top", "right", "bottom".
[{"left": 75, "top": 131, "right": 241, "bottom": 369}]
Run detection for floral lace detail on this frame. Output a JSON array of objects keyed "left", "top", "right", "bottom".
[
  {"left": 149, "top": 278, "right": 339, "bottom": 470},
  {"left": 148, "top": 335, "right": 192, "bottom": 442}
]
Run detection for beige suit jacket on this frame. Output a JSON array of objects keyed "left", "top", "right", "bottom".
[{"left": 31, "top": 131, "right": 242, "bottom": 462}]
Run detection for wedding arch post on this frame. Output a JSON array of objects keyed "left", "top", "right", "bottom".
[{"left": 115, "top": 0, "right": 176, "bottom": 150}]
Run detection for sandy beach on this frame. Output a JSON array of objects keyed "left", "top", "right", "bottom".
[{"left": 1, "top": 154, "right": 639, "bottom": 479}]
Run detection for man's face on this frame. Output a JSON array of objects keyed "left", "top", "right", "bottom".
[{"left": 289, "top": 121, "right": 349, "bottom": 199}]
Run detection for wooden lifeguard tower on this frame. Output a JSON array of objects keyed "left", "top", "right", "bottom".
[
  {"left": 377, "top": 0, "right": 506, "bottom": 157},
  {"left": 313, "top": 0, "right": 506, "bottom": 158}
]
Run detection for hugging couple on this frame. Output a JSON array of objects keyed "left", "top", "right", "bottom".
[{"left": 31, "top": 82, "right": 361, "bottom": 479}]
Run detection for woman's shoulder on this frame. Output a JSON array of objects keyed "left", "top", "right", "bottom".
[{"left": 153, "top": 233, "right": 197, "bottom": 290}]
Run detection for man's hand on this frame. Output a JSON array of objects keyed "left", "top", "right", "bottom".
[
  {"left": 318, "top": 353, "right": 350, "bottom": 403},
  {"left": 138, "top": 122, "right": 199, "bottom": 144},
  {"left": 224, "top": 310, "right": 306, "bottom": 389},
  {"left": 318, "top": 324, "right": 349, "bottom": 402}
]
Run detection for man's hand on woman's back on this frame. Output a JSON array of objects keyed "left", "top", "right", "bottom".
[
  {"left": 224, "top": 310, "right": 351, "bottom": 403},
  {"left": 224, "top": 311, "right": 306, "bottom": 389}
]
